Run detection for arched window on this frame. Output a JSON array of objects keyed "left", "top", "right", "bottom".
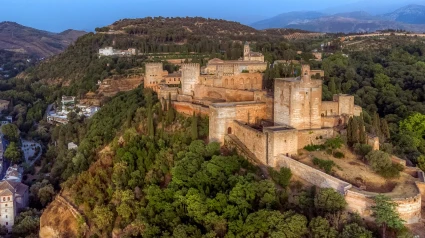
[{"left": 228, "top": 127, "right": 232, "bottom": 134}]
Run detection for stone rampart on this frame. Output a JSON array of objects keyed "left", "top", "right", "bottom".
[
  {"left": 346, "top": 188, "right": 422, "bottom": 224},
  {"left": 172, "top": 102, "right": 210, "bottom": 116},
  {"left": 276, "top": 155, "right": 352, "bottom": 193},
  {"left": 297, "top": 128, "right": 334, "bottom": 149},
  {"left": 233, "top": 121, "right": 267, "bottom": 164},
  {"left": 276, "top": 155, "right": 422, "bottom": 224}
]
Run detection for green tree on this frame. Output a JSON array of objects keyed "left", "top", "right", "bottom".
[
  {"left": 399, "top": 113, "right": 425, "bottom": 147},
  {"left": 418, "top": 155, "right": 425, "bottom": 172},
  {"left": 166, "top": 93, "right": 175, "bottom": 124},
  {"left": 37, "top": 184, "right": 55, "bottom": 206},
  {"left": 365, "top": 150, "right": 391, "bottom": 173},
  {"left": 1, "top": 123, "right": 19, "bottom": 142},
  {"left": 372, "top": 195, "right": 404, "bottom": 238},
  {"left": 314, "top": 188, "right": 347, "bottom": 214},
  {"left": 4, "top": 142, "right": 22, "bottom": 163},
  {"left": 329, "top": 78, "right": 337, "bottom": 95},
  {"left": 191, "top": 112, "right": 198, "bottom": 140},
  {"left": 93, "top": 205, "right": 114, "bottom": 232},
  {"left": 381, "top": 119, "right": 390, "bottom": 140},
  {"left": 325, "top": 136, "right": 343, "bottom": 154},
  {"left": 341, "top": 223, "right": 373, "bottom": 238},
  {"left": 309, "top": 216, "right": 338, "bottom": 238}
]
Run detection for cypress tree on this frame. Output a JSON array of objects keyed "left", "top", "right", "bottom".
[
  {"left": 347, "top": 117, "right": 354, "bottom": 146},
  {"left": 166, "top": 93, "right": 175, "bottom": 125},
  {"left": 148, "top": 108, "right": 154, "bottom": 138},
  {"left": 358, "top": 117, "right": 367, "bottom": 144},
  {"left": 191, "top": 112, "right": 198, "bottom": 140},
  {"left": 381, "top": 119, "right": 390, "bottom": 140},
  {"left": 352, "top": 117, "right": 359, "bottom": 144}
]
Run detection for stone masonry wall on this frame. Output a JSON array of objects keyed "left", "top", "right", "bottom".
[
  {"left": 266, "top": 128, "right": 298, "bottom": 166},
  {"left": 276, "top": 155, "right": 352, "bottom": 193},
  {"left": 193, "top": 85, "right": 256, "bottom": 102},
  {"left": 209, "top": 102, "right": 267, "bottom": 144},
  {"left": 173, "top": 102, "right": 210, "bottom": 116},
  {"left": 233, "top": 121, "right": 267, "bottom": 164},
  {"left": 297, "top": 128, "right": 334, "bottom": 149},
  {"left": 345, "top": 189, "right": 422, "bottom": 224},
  {"left": 181, "top": 63, "right": 200, "bottom": 96}
]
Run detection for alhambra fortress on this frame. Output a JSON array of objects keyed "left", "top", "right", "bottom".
[{"left": 145, "top": 43, "right": 425, "bottom": 225}]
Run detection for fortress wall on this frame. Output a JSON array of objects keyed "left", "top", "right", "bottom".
[
  {"left": 333, "top": 95, "right": 355, "bottom": 115},
  {"left": 172, "top": 102, "right": 210, "bottom": 116},
  {"left": 158, "top": 87, "right": 179, "bottom": 101},
  {"left": 194, "top": 85, "right": 256, "bottom": 102},
  {"left": 321, "top": 101, "right": 339, "bottom": 116},
  {"left": 266, "top": 129, "right": 298, "bottom": 166},
  {"left": 145, "top": 63, "right": 163, "bottom": 88},
  {"left": 297, "top": 128, "right": 334, "bottom": 149},
  {"left": 209, "top": 102, "right": 267, "bottom": 144},
  {"left": 345, "top": 190, "right": 422, "bottom": 224},
  {"left": 354, "top": 106, "right": 362, "bottom": 116},
  {"left": 221, "top": 73, "right": 263, "bottom": 90},
  {"left": 322, "top": 116, "right": 341, "bottom": 128},
  {"left": 276, "top": 155, "right": 352, "bottom": 193},
  {"left": 233, "top": 121, "right": 267, "bottom": 164},
  {"left": 181, "top": 63, "right": 200, "bottom": 96}
]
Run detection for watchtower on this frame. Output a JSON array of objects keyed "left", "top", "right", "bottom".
[
  {"left": 181, "top": 63, "right": 200, "bottom": 96},
  {"left": 145, "top": 63, "right": 163, "bottom": 88}
]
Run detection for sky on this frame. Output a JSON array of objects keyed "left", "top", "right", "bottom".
[{"left": 0, "top": 0, "right": 422, "bottom": 32}]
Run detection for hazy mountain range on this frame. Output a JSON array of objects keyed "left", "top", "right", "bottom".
[
  {"left": 0, "top": 21, "right": 86, "bottom": 58},
  {"left": 251, "top": 4, "right": 425, "bottom": 33}
]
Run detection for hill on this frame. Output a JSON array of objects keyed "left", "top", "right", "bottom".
[
  {"left": 250, "top": 11, "right": 326, "bottom": 30},
  {"left": 0, "top": 21, "right": 86, "bottom": 58},
  {"left": 382, "top": 4, "right": 425, "bottom": 24},
  {"left": 27, "top": 17, "right": 323, "bottom": 94},
  {"left": 251, "top": 5, "right": 425, "bottom": 33}
]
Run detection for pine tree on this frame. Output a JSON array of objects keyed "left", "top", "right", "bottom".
[{"left": 191, "top": 112, "right": 198, "bottom": 140}]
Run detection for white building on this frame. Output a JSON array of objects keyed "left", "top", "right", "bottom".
[
  {"left": 99, "top": 47, "right": 115, "bottom": 56},
  {"left": 0, "top": 180, "right": 29, "bottom": 232}
]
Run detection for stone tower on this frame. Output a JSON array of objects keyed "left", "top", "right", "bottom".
[
  {"left": 145, "top": 63, "right": 163, "bottom": 88},
  {"left": 274, "top": 64, "right": 323, "bottom": 130},
  {"left": 243, "top": 42, "right": 250, "bottom": 61},
  {"left": 181, "top": 63, "right": 200, "bottom": 96}
]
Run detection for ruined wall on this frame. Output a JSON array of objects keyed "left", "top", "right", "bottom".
[
  {"left": 209, "top": 102, "right": 267, "bottom": 144},
  {"left": 181, "top": 63, "right": 200, "bottom": 96},
  {"left": 297, "top": 128, "right": 334, "bottom": 149},
  {"left": 221, "top": 73, "right": 263, "bottom": 90},
  {"left": 276, "top": 155, "right": 352, "bottom": 193},
  {"left": 233, "top": 121, "right": 267, "bottom": 164},
  {"left": 367, "top": 136, "right": 380, "bottom": 151},
  {"left": 345, "top": 189, "right": 422, "bottom": 224}
]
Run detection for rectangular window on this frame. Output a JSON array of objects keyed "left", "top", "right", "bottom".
[{"left": 5, "top": 222, "right": 8, "bottom": 226}]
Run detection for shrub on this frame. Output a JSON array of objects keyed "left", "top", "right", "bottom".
[
  {"left": 313, "top": 157, "right": 335, "bottom": 174},
  {"left": 268, "top": 167, "right": 292, "bottom": 188},
  {"left": 354, "top": 143, "right": 372, "bottom": 159},
  {"left": 365, "top": 151, "right": 401, "bottom": 178},
  {"left": 333, "top": 151, "right": 345, "bottom": 159},
  {"left": 304, "top": 144, "right": 325, "bottom": 151}
]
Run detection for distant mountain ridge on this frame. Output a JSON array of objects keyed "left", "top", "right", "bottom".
[
  {"left": 0, "top": 21, "right": 86, "bottom": 58},
  {"left": 251, "top": 4, "right": 425, "bottom": 33}
]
